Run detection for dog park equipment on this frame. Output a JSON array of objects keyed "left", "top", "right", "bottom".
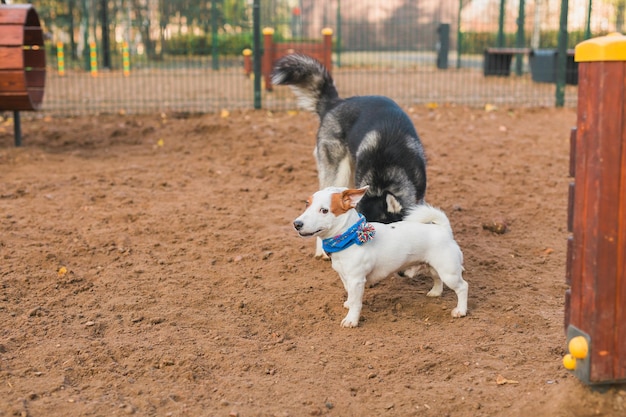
[
  {"left": 482, "top": 46, "right": 579, "bottom": 85},
  {"left": 122, "top": 41, "right": 130, "bottom": 77},
  {"left": 528, "top": 49, "right": 578, "bottom": 85},
  {"left": 564, "top": 32, "right": 626, "bottom": 385},
  {"left": 54, "top": 41, "right": 130, "bottom": 77},
  {"left": 483, "top": 47, "right": 531, "bottom": 76},
  {"left": 56, "top": 41, "right": 65, "bottom": 76},
  {"left": 89, "top": 41, "right": 98, "bottom": 77},
  {"left": 242, "top": 27, "right": 333, "bottom": 91},
  {"left": 0, "top": 3, "right": 45, "bottom": 146}
]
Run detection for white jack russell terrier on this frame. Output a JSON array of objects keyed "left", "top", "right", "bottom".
[{"left": 293, "top": 186, "right": 468, "bottom": 327}]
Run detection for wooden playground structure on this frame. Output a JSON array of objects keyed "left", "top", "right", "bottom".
[
  {"left": 564, "top": 32, "right": 626, "bottom": 385},
  {"left": 0, "top": 3, "right": 46, "bottom": 146}
]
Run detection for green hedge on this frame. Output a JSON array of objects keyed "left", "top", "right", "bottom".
[
  {"left": 163, "top": 31, "right": 332, "bottom": 56},
  {"left": 460, "top": 30, "right": 608, "bottom": 54},
  {"left": 165, "top": 30, "right": 610, "bottom": 56}
]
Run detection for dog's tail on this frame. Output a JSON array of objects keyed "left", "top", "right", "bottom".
[
  {"left": 404, "top": 204, "right": 453, "bottom": 235},
  {"left": 271, "top": 54, "right": 339, "bottom": 116}
]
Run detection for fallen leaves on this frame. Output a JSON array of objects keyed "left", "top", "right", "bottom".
[
  {"left": 485, "top": 103, "right": 497, "bottom": 112},
  {"left": 496, "top": 374, "right": 519, "bottom": 385}
]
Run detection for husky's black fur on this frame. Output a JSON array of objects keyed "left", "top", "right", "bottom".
[{"left": 272, "top": 54, "right": 427, "bottom": 223}]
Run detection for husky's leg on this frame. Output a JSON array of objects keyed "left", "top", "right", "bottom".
[
  {"left": 314, "top": 140, "right": 353, "bottom": 259},
  {"left": 315, "top": 238, "right": 327, "bottom": 260},
  {"left": 316, "top": 148, "right": 353, "bottom": 189}
]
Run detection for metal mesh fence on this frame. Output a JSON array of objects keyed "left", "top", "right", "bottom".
[{"left": 4, "top": 0, "right": 623, "bottom": 115}]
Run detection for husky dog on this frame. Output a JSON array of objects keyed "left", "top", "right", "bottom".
[
  {"left": 293, "top": 186, "right": 468, "bottom": 327},
  {"left": 272, "top": 54, "right": 427, "bottom": 257}
]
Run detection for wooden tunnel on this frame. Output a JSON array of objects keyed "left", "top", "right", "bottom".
[
  {"left": 564, "top": 33, "right": 626, "bottom": 385},
  {"left": 0, "top": 4, "right": 46, "bottom": 111}
]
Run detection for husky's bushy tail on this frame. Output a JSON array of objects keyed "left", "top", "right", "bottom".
[
  {"left": 404, "top": 204, "right": 453, "bottom": 235},
  {"left": 271, "top": 54, "right": 339, "bottom": 117}
]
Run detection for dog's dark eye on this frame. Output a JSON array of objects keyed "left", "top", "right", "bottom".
[{"left": 320, "top": 208, "right": 329, "bottom": 214}]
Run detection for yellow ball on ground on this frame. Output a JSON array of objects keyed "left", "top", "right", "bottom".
[
  {"left": 562, "top": 353, "right": 577, "bottom": 370},
  {"left": 568, "top": 336, "right": 589, "bottom": 359}
]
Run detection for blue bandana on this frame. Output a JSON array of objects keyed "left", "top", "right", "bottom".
[{"left": 322, "top": 214, "right": 376, "bottom": 254}]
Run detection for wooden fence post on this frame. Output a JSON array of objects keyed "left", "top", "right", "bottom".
[
  {"left": 564, "top": 32, "right": 626, "bottom": 385},
  {"left": 321, "top": 27, "right": 333, "bottom": 73},
  {"left": 262, "top": 27, "right": 274, "bottom": 91},
  {"left": 242, "top": 48, "right": 252, "bottom": 77}
]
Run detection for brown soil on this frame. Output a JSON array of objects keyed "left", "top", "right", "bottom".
[{"left": 1, "top": 106, "right": 625, "bottom": 417}]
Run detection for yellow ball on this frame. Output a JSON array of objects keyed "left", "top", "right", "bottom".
[
  {"left": 568, "top": 336, "right": 589, "bottom": 359},
  {"left": 562, "top": 353, "right": 577, "bottom": 370}
]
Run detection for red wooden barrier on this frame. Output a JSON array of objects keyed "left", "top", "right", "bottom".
[
  {"left": 564, "top": 32, "right": 626, "bottom": 385},
  {"left": 243, "top": 27, "right": 333, "bottom": 91}
]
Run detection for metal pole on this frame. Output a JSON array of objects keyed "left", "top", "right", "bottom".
[
  {"left": 253, "top": 0, "right": 261, "bottom": 109},
  {"left": 585, "top": 0, "right": 592, "bottom": 39},
  {"left": 497, "top": 0, "right": 506, "bottom": 47},
  {"left": 13, "top": 111, "right": 21, "bottom": 147},
  {"left": 336, "top": 0, "right": 341, "bottom": 68},
  {"left": 437, "top": 23, "right": 450, "bottom": 69},
  {"left": 101, "top": 0, "right": 111, "bottom": 69},
  {"left": 69, "top": 0, "right": 77, "bottom": 60},
  {"left": 81, "top": 0, "right": 90, "bottom": 71},
  {"left": 211, "top": 0, "right": 219, "bottom": 70},
  {"left": 555, "top": 0, "right": 569, "bottom": 107},
  {"left": 515, "top": 0, "right": 525, "bottom": 76},
  {"left": 457, "top": 0, "right": 462, "bottom": 69}
]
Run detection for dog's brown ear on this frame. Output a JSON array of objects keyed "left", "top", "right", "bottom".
[{"left": 341, "top": 186, "right": 368, "bottom": 209}]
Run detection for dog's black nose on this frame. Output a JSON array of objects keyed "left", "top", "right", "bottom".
[{"left": 293, "top": 220, "right": 303, "bottom": 231}]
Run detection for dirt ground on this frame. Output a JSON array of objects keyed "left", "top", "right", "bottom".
[{"left": 1, "top": 105, "right": 625, "bottom": 417}]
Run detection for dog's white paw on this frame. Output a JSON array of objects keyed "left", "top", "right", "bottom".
[
  {"left": 343, "top": 301, "right": 350, "bottom": 309},
  {"left": 341, "top": 313, "right": 360, "bottom": 328},
  {"left": 341, "top": 318, "right": 359, "bottom": 328},
  {"left": 451, "top": 307, "right": 467, "bottom": 318},
  {"left": 426, "top": 288, "right": 443, "bottom": 297},
  {"left": 314, "top": 251, "right": 330, "bottom": 260}
]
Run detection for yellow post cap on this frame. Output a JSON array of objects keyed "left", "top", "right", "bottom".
[
  {"left": 321, "top": 27, "right": 333, "bottom": 36},
  {"left": 575, "top": 32, "right": 626, "bottom": 62},
  {"left": 242, "top": 48, "right": 252, "bottom": 56},
  {"left": 262, "top": 27, "right": 275, "bottom": 35}
]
